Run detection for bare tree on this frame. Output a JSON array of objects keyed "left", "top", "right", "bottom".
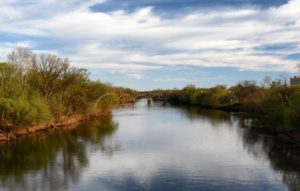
[
  {"left": 279, "top": 72, "right": 290, "bottom": 87},
  {"left": 261, "top": 76, "right": 272, "bottom": 88},
  {"left": 7, "top": 47, "right": 35, "bottom": 97},
  {"left": 277, "top": 73, "right": 293, "bottom": 105},
  {"left": 7, "top": 47, "right": 34, "bottom": 72},
  {"left": 30, "top": 53, "right": 69, "bottom": 101}
]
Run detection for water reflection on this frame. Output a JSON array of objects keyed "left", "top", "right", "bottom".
[
  {"left": 242, "top": 127, "right": 300, "bottom": 191},
  {"left": 0, "top": 115, "right": 118, "bottom": 191},
  {"left": 0, "top": 100, "right": 300, "bottom": 191},
  {"left": 179, "top": 106, "right": 234, "bottom": 126}
]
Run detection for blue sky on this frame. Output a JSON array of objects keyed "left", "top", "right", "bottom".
[{"left": 0, "top": 0, "right": 300, "bottom": 90}]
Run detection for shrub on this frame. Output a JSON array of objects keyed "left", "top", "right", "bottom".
[
  {"left": 284, "top": 92, "right": 300, "bottom": 129},
  {"left": 0, "top": 98, "right": 36, "bottom": 128},
  {"left": 0, "top": 97, "right": 52, "bottom": 129}
]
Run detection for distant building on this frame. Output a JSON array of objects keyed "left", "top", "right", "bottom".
[{"left": 290, "top": 76, "right": 300, "bottom": 86}]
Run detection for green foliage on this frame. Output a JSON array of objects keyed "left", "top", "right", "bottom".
[
  {"left": 260, "top": 84, "right": 300, "bottom": 130},
  {"left": 230, "top": 80, "right": 263, "bottom": 111},
  {"left": 0, "top": 63, "right": 23, "bottom": 98},
  {"left": 0, "top": 48, "right": 117, "bottom": 132},
  {"left": 202, "top": 86, "right": 228, "bottom": 106},
  {"left": 30, "top": 97, "right": 53, "bottom": 124},
  {"left": 165, "top": 79, "right": 300, "bottom": 130},
  {"left": 0, "top": 98, "right": 36, "bottom": 128},
  {"left": 168, "top": 85, "right": 229, "bottom": 107},
  {"left": 283, "top": 92, "right": 300, "bottom": 128},
  {"left": 84, "top": 82, "right": 117, "bottom": 112}
]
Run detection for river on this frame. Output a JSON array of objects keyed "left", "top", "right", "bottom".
[{"left": 0, "top": 99, "right": 299, "bottom": 191}]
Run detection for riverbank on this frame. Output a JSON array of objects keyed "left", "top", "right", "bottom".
[
  {"left": 0, "top": 112, "right": 110, "bottom": 143},
  {"left": 168, "top": 101, "right": 258, "bottom": 114}
]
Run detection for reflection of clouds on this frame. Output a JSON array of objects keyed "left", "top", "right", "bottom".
[{"left": 78, "top": 101, "right": 285, "bottom": 190}]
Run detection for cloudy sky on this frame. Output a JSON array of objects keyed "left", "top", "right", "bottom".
[{"left": 0, "top": 0, "right": 300, "bottom": 90}]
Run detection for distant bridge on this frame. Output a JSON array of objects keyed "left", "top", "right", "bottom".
[
  {"left": 116, "top": 93, "right": 139, "bottom": 103},
  {"left": 138, "top": 92, "right": 168, "bottom": 101},
  {"left": 115, "top": 91, "right": 168, "bottom": 104}
]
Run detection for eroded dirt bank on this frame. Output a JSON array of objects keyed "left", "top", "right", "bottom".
[{"left": 0, "top": 112, "right": 110, "bottom": 143}]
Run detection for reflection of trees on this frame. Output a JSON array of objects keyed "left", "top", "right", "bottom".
[
  {"left": 283, "top": 172, "right": 300, "bottom": 191},
  {"left": 180, "top": 106, "right": 234, "bottom": 127},
  {"left": 0, "top": 115, "right": 118, "bottom": 191},
  {"left": 241, "top": 127, "right": 300, "bottom": 191},
  {"left": 180, "top": 104, "right": 300, "bottom": 191}
]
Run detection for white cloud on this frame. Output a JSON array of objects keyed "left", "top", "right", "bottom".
[
  {"left": 154, "top": 78, "right": 191, "bottom": 82},
  {"left": 0, "top": 0, "right": 300, "bottom": 76},
  {"left": 0, "top": 41, "right": 35, "bottom": 61}
]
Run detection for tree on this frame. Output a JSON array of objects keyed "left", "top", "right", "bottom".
[
  {"left": 7, "top": 47, "right": 34, "bottom": 72},
  {"left": 279, "top": 73, "right": 290, "bottom": 87},
  {"left": 230, "top": 80, "right": 257, "bottom": 103},
  {"left": 29, "top": 53, "right": 70, "bottom": 101},
  {"left": 262, "top": 76, "right": 272, "bottom": 88},
  {"left": 274, "top": 73, "right": 294, "bottom": 105},
  {"left": 0, "top": 48, "right": 117, "bottom": 131},
  {"left": 0, "top": 63, "right": 17, "bottom": 98},
  {"left": 7, "top": 47, "right": 35, "bottom": 98},
  {"left": 202, "top": 85, "right": 228, "bottom": 106}
]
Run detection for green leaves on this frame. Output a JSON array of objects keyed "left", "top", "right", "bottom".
[
  {"left": 0, "top": 48, "right": 116, "bottom": 132},
  {"left": 0, "top": 98, "right": 36, "bottom": 128}
]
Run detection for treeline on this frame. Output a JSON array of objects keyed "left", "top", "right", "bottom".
[
  {"left": 0, "top": 48, "right": 117, "bottom": 132},
  {"left": 164, "top": 78, "right": 300, "bottom": 130},
  {"left": 113, "top": 86, "right": 139, "bottom": 103}
]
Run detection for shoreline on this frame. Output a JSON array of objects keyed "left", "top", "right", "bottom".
[
  {"left": 0, "top": 112, "right": 110, "bottom": 143},
  {"left": 1, "top": 100, "right": 300, "bottom": 146},
  {"left": 167, "top": 101, "right": 257, "bottom": 113}
]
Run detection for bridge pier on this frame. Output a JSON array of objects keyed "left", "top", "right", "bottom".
[{"left": 147, "top": 97, "right": 153, "bottom": 105}]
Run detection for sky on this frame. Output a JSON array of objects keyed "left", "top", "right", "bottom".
[{"left": 0, "top": 0, "right": 300, "bottom": 90}]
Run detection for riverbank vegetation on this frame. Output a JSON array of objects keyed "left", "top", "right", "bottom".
[
  {"left": 159, "top": 77, "right": 300, "bottom": 131},
  {"left": 1, "top": 47, "right": 299, "bottom": 135},
  {"left": 0, "top": 48, "right": 117, "bottom": 134}
]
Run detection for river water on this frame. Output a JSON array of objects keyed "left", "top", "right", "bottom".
[{"left": 0, "top": 99, "right": 300, "bottom": 191}]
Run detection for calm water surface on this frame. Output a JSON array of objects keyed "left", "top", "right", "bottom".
[{"left": 0, "top": 99, "right": 300, "bottom": 191}]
